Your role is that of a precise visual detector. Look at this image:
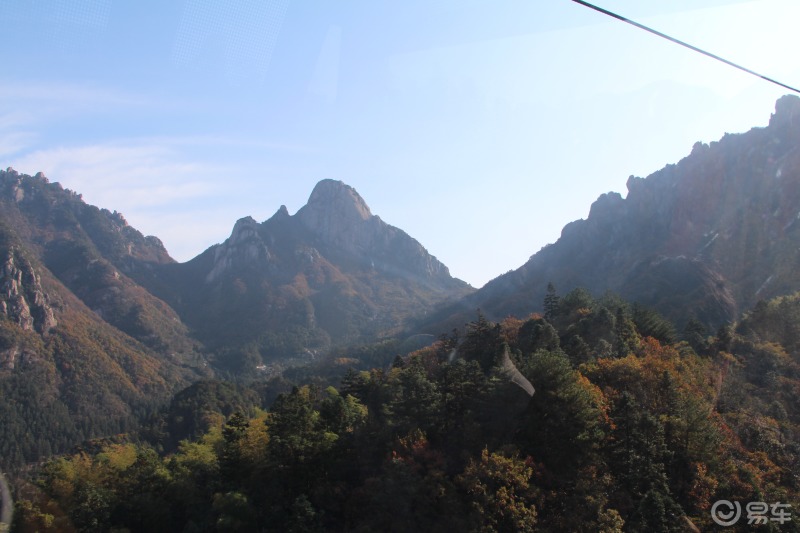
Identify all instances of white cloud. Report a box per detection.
[0,74,318,263]
[10,140,226,208]
[0,132,36,159]
[8,139,234,261]
[0,110,40,159]
[0,81,161,161]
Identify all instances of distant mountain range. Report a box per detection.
[2,95,800,466]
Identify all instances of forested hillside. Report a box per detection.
[12,289,800,532]
[0,171,207,467]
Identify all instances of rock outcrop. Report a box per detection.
[0,249,57,334]
[206,216,272,283]
[296,179,373,246]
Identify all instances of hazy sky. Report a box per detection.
[2,0,798,287]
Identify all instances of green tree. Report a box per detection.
[268,386,334,468]
[69,482,112,533]
[518,317,560,354]
[682,318,708,354]
[435,358,490,456]
[544,282,560,322]
[213,491,257,532]
[387,356,441,435]
[632,304,676,345]
[613,307,640,357]
[517,350,605,478]
[219,412,249,487]
[319,386,367,436]
[607,392,684,528]
[459,312,502,371]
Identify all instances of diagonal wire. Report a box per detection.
[571,0,800,95]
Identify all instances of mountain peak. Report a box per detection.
[230,216,259,243]
[296,180,374,244]
[769,94,800,129]
[305,179,372,220]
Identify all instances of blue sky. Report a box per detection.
[2,0,799,287]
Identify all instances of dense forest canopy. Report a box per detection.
[9,288,800,532]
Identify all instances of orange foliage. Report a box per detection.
[500,316,525,346]
[585,337,715,411]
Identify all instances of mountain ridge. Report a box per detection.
[147,178,473,369]
[422,94,800,334]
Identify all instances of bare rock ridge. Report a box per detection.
[426,94,800,332]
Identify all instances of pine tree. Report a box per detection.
[544,282,560,322]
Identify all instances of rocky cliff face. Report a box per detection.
[205,216,272,283]
[428,95,800,331]
[0,248,57,334]
[297,179,373,245]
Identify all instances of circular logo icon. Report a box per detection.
[711,500,742,527]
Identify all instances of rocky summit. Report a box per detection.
[296,179,460,284]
